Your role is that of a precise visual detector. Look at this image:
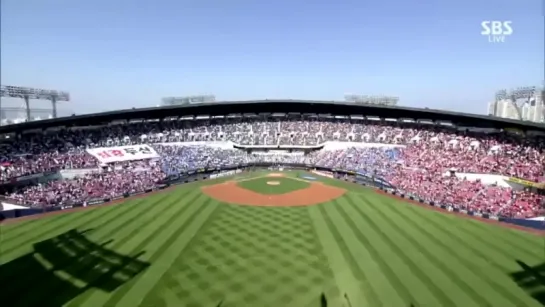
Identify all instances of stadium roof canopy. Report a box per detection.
[1,99,544,133]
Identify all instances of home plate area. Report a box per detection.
[201,173,346,207]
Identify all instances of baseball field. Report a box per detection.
[0,171,544,307]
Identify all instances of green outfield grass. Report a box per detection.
[0,171,544,307]
[236,176,310,194]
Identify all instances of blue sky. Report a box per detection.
[1,0,543,116]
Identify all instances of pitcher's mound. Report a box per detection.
[267,181,280,186]
[202,181,346,207]
[267,173,284,177]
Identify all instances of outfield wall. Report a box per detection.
[376,188,545,231]
[497,217,545,230]
[0,163,392,221]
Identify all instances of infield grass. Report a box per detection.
[236,176,310,194]
[0,171,543,307]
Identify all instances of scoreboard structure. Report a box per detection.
[161,95,216,106]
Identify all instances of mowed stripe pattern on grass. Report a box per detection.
[313,192,543,307]
[0,175,543,307]
[139,203,338,307]
[0,187,218,307]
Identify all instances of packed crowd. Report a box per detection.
[1,118,543,218]
[7,164,165,208]
[310,147,400,178]
[155,145,252,175]
[1,119,543,181]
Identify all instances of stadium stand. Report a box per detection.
[0,100,543,219]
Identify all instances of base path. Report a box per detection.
[202,181,346,207]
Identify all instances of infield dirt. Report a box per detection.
[201,181,346,207]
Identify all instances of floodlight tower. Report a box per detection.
[0,85,70,121]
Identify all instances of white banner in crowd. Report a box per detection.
[86,145,160,163]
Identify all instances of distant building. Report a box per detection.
[488,89,544,123]
[488,100,520,119]
[488,93,545,123]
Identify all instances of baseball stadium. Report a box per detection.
[0,100,543,307]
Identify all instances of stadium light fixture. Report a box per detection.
[0,85,70,122]
[344,94,399,106]
[161,95,216,106]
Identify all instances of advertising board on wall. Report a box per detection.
[86,145,160,163]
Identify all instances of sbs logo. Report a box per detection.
[481,21,513,43]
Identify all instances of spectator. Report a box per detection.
[2,118,542,217]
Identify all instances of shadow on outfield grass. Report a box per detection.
[511,260,545,306]
[0,228,150,307]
